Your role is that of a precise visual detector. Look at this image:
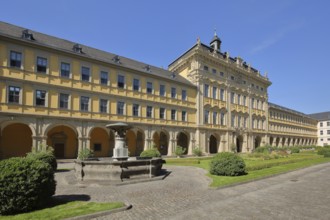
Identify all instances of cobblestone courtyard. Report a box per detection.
[55,162,330,220]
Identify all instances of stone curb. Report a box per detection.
[64,203,132,220]
[213,161,330,190]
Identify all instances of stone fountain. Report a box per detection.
[74,122,166,184]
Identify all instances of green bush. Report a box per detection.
[174,146,186,157]
[291,147,300,154]
[0,157,56,215]
[140,148,161,157]
[27,150,57,171]
[210,152,246,176]
[253,146,273,154]
[317,147,330,157]
[192,147,203,157]
[78,148,94,160]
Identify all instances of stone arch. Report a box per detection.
[44,122,79,138]
[177,131,189,155]
[209,134,218,154]
[0,123,33,159]
[254,136,262,149]
[126,128,145,157]
[152,130,169,155]
[236,135,243,153]
[269,136,274,146]
[89,127,114,157]
[46,125,78,159]
[276,137,280,147]
[282,137,286,147]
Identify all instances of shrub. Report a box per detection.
[291,147,300,154]
[78,148,94,160]
[317,147,330,157]
[0,157,56,215]
[210,152,246,176]
[140,148,161,158]
[192,147,203,157]
[174,146,186,157]
[27,150,57,171]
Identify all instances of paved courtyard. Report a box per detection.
[55,162,330,220]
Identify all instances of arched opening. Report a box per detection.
[90,127,113,157]
[152,131,168,155]
[276,137,280,147]
[47,125,77,159]
[136,131,144,156]
[282,138,286,147]
[254,136,261,149]
[270,137,274,146]
[236,135,243,153]
[0,123,32,159]
[177,132,189,155]
[209,135,218,154]
[288,138,291,146]
[292,138,296,146]
[126,129,144,157]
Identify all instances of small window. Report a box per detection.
[237,94,241,105]
[320,122,323,127]
[80,96,89,111]
[146,106,153,118]
[212,87,217,99]
[117,75,125,88]
[251,83,255,88]
[204,110,209,124]
[231,115,235,127]
[100,71,108,85]
[100,99,108,113]
[182,111,187,122]
[213,112,217,124]
[36,57,47,73]
[10,51,22,68]
[261,87,264,91]
[8,86,20,103]
[171,109,176,120]
[36,90,46,106]
[147,82,153,94]
[94,143,102,152]
[220,89,225,101]
[182,89,187,101]
[203,65,209,71]
[160,85,165,96]
[117,101,125,115]
[220,72,224,77]
[171,87,176,98]
[133,79,140,91]
[59,93,69,109]
[81,66,90,82]
[220,112,225,126]
[60,62,70,78]
[133,104,140,116]
[231,92,235,104]
[243,80,246,85]
[160,108,165,119]
[212,69,217,74]
[204,84,209,97]
[231,75,235,80]
[320,130,323,135]
[327,122,330,126]
[256,85,259,89]
[328,130,330,135]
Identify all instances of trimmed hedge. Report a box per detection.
[140,148,161,157]
[0,157,56,215]
[27,150,57,171]
[317,147,330,157]
[210,152,246,176]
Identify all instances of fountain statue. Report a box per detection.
[106,122,131,160]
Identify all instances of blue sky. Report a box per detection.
[1,0,329,114]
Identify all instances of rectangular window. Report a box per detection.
[328,130,330,135]
[320,130,323,135]
[237,94,241,105]
[160,108,165,119]
[203,65,209,71]
[36,56,47,73]
[100,71,108,85]
[231,115,235,127]
[171,109,176,120]
[80,96,89,111]
[133,78,140,91]
[133,104,139,116]
[147,82,153,94]
[220,72,224,77]
[59,93,69,109]
[238,116,241,127]
[244,117,247,128]
[320,122,323,127]
[81,66,90,82]
[182,111,187,122]
[100,99,108,113]
[146,106,153,118]
[204,110,209,124]
[182,89,187,101]
[10,51,22,68]
[220,112,225,126]
[327,122,330,126]
[60,62,70,78]
[204,84,209,97]
[213,112,217,124]
[257,100,260,109]
[212,69,217,74]
[212,87,217,99]
[117,101,125,115]
[220,89,225,101]
[243,96,247,106]
[8,86,20,103]
[231,92,235,104]
[251,98,255,108]
[94,143,102,152]
[231,75,235,80]
[36,90,46,106]
[171,87,176,98]
[160,85,166,96]
[117,75,125,88]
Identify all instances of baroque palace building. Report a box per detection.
[0,21,317,159]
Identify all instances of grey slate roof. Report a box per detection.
[268,102,314,119]
[0,21,194,87]
[309,112,330,121]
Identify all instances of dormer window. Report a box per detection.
[170,73,176,79]
[144,65,151,72]
[73,44,83,54]
[22,29,35,40]
[112,55,121,64]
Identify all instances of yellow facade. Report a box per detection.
[0,22,317,159]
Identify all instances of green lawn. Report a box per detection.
[0,201,125,220]
[166,152,330,188]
